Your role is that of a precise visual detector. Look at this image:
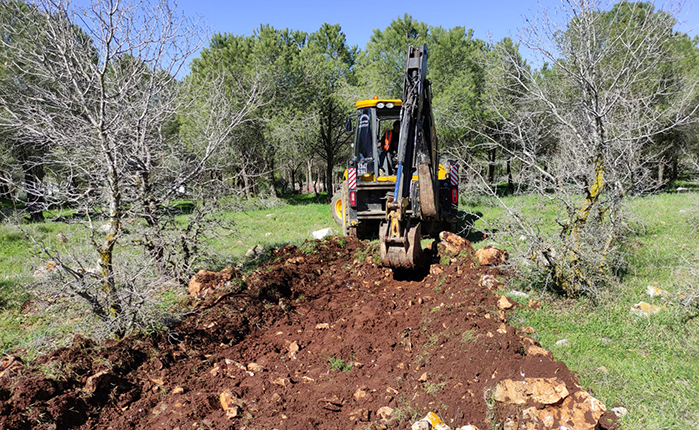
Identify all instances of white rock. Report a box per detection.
[312,228,335,240]
[503,419,517,430]
[478,274,500,289]
[411,420,430,430]
[646,285,669,298]
[630,302,664,317]
[377,406,393,420]
[611,406,628,418]
[555,339,570,347]
[509,290,530,299]
[247,362,264,373]
[498,295,514,310]
[493,378,569,405]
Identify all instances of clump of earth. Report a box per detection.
[0,236,618,429]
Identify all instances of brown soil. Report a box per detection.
[0,237,617,429]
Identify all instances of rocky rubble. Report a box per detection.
[475,246,509,266]
[187,266,241,298]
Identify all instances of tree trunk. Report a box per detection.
[313,167,318,197]
[267,155,277,198]
[670,156,679,184]
[306,160,313,195]
[241,168,252,199]
[325,154,334,203]
[506,158,514,194]
[488,148,496,185]
[24,164,45,223]
[100,149,122,322]
[554,153,605,294]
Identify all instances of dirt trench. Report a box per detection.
[0,237,617,429]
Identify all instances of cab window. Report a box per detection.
[356,108,373,159]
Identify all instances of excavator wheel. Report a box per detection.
[379,222,425,269]
[331,192,344,226]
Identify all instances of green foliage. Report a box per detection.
[189,22,359,201]
[302,23,356,200]
[352,241,380,265]
[425,333,439,348]
[439,255,451,266]
[186,24,309,198]
[430,26,489,155]
[326,355,353,372]
[358,14,429,98]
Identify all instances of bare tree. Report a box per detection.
[0,0,261,337]
[472,0,699,295]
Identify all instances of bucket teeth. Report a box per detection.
[380,223,425,269]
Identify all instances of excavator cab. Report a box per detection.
[351,99,402,178]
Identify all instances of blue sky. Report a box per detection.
[65,0,697,72]
[175,0,698,49]
[177,0,539,48]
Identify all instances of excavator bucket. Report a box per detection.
[379,222,426,269]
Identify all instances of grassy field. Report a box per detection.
[465,192,699,429]
[0,194,336,357]
[214,194,334,263]
[1,191,698,428]
[0,222,86,357]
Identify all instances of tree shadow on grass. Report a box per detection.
[457,209,490,244]
[282,192,328,206]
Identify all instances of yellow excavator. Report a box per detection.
[332,44,459,269]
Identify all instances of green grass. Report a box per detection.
[467,192,699,429]
[0,228,32,305]
[0,222,86,357]
[0,197,337,357]
[211,201,333,263]
[461,329,475,344]
[423,380,447,394]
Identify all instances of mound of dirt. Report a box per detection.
[0,237,618,429]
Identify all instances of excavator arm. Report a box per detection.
[380,44,439,269]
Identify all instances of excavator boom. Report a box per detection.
[379,45,438,269]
